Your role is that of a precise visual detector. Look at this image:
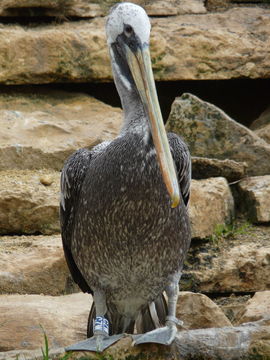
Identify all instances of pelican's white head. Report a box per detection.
[106,2,151,46]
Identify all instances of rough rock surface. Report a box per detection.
[207,0,268,11]
[214,294,251,324]
[0,169,60,234]
[236,176,270,223]
[251,106,270,144]
[0,7,269,84]
[189,177,234,239]
[0,235,69,295]
[182,238,270,294]
[0,293,91,351]
[1,320,269,360]
[0,0,206,17]
[236,291,270,324]
[0,90,122,171]
[192,157,246,182]
[254,124,270,144]
[177,291,232,329]
[0,291,232,352]
[250,106,270,131]
[166,93,270,176]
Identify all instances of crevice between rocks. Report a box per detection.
[1,78,269,128]
[0,14,92,25]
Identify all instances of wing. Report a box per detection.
[168,133,191,207]
[60,148,93,294]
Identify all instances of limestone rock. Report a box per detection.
[0,7,269,84]
[0,90,122,171]
[133,0,206,16]
[0,235,70,295]
[177,0,206,14]
[236,291,270,325]
[183,241,270,294]
[0,293,269,359]
[166,93,270,176]
[189,177,234,239]
[0,0,206,17]
[255,124,270,144]
[0,293,91,351]
[192,157,246,182]
[0,0,104,17]
[0,291,231,353]
[206,0,230,11]
[2,321,270,360]
[208,0,265,11]
[236,176,270,223]
[250,106,270,144]
[0,169,60,234]
[250,106,270,131]
[177,291,232,329]
[214,294,251,324]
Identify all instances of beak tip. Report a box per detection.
[170,194,180,208]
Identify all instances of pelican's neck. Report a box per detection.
[119,85,148,135]
[111,55,150,137]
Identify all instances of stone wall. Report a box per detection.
[0,1,270,359]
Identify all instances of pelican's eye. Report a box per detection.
[124,24,133,37]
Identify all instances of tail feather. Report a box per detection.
[87,302,135,337]
[87,293,167,337]
[136,293,167,333]
[87,302,96,337]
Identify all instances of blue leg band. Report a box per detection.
[94,316,109,335]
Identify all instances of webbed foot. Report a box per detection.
[65,333,124,352]
[133,316,183,346]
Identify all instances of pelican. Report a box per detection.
[61,2,191,352]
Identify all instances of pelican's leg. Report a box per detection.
[133,271,183,346]
[92,290,110,351]
[65,290,124,352]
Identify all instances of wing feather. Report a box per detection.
[168,133,191,207]
[60,148,93,293]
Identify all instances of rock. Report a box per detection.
[206,0,230,11]
[250,106,270,144]
[0,347,65,360]
[254,124,270,144]
[183,241,270,294]
[134,0,206,16]
[177,291,232,329]
[2,320,269,360]
[0,0,104,17]
[0,293,269,359]
[192,157,246,182]
[207,0,266,11]
[236,176,270,223]
[214,294,251,324]
[250,106,270,130]
[40,175,54,186]
[0,235,70,295]
[0,291,230,352]
[0,90,122,171]
[0,169,60,234]
[236,291,270,324]
[189,177,234,239]
[0,293,91,351]
[0,0,206,17]
[177,0,206,14]
[166,93,270,176]
[0,7,269,84]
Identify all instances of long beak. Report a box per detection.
[125,43,180,208]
